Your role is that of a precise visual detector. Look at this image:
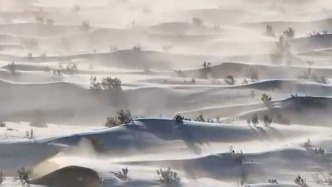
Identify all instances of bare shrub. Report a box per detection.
[113,168,129,181]
[194,114,205,122]
[261,93,272,103]
[263,114,272,127]
[25,129,35,139]
[156,168,181,185]
[192,17,204,27]
[17,167,30,185]
[303,138,312,148]
[101,77,122,91]
[0,172,5,185]
[268,179,278,184]
[284,27,295,39]
[105,110,133,128]
[90,76,122,91]
[0,121,6,127]
[173,114,184,125]
[251,114,259,126]
[7,61,16,74]
[81,20,90,32]
[295,175,308,187]
[226,146,246,164]
[312,172,332,185]
[265,25,275,37]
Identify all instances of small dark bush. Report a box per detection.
[268,179,278,184]
[156,168,181,185]
[105,110,133,127]
[17,167,30,185]
[8,61,16,74]
[295,175,308,187]
[173,114,184,125]
[0,121,6,127]
[265,25,275,37]
[113,168,129,181]
[284,27,295,39]
[261,93,272,103]
[263,114,272,127]
[251,114,259,126]
[0,172,5,184]
[195,114,205,122]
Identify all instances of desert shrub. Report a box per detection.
[295,175,308,187]
[173,114,184,125]
[156,168,181,185]
[17,167,29,185]
[263,114,272,127]
[113,168,129,181]
[27,53,33,59]
[0,172,5,184]
[224,75,236,85]
[90,76,122,91]
[251,114,259,126]
[271,36,291,64]
[312,172,332,185]
[81,20,90,32]
[200,61,211,78]
[192,17,204,27]
[313,147,325,156]
[25,129,35,139]
[90,76,101,90]
[265,25,275,37]
[105,117,120,127]
[105,109,133,127]
[261,93,272,103]
[35,16,43,24]
[52,70,63,78]
[7,61,16,74]
[0,121,5,127]
[64,63,78,74]
[101,77,122,91]
[226,146,246,164]
[132,45,142,52]
[284,27,295,39]
[303,138,312,148]
[268,179,278,184]
[117,109,132,124]
[202,61,211,70]
[195,114,205,122]
[46,19,54,25]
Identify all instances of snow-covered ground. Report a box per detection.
[0,0,332,187]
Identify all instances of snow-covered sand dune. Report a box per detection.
[0,0,332,186]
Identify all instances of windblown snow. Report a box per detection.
[0,0,332,187]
